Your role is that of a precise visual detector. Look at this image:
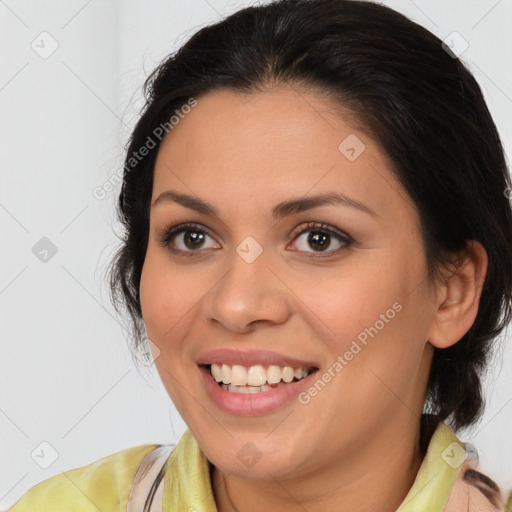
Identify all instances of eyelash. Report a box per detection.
[156,221,354,259]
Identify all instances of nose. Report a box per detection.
[201,246,291,334]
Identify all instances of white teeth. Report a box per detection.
[228,384,250,393]
[209,363,312,388]
[282,366,295,383]
[247,365,266,386]
[267,365,282,384]
[221,364,231,384]
[231,365,247,386]
[211,363,222,382]
[224,383,272,393]
[294,367,306,379]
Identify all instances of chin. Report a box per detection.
[209,445,304,481]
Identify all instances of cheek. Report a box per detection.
[293,247,429,390]
[139,251,198,411]
[139,249,197,347]
[140,253,194,378]
[290,253,407,345]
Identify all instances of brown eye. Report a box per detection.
[157,221,353,259]
[290,222,353,257]
[157,222,220,254]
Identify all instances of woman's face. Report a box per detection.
[140,86,438,480]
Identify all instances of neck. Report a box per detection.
[212,415,426,512]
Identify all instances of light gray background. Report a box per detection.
[1,0,511,508]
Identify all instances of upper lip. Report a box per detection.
[196,349,319,369]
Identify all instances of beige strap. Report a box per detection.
[127,444,175,512]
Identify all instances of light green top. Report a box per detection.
[7,421,504,511]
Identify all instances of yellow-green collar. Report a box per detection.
[163,429,217,510]
[163,422,464,511]
[397,422,464,511]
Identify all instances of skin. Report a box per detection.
[139,86,488,511]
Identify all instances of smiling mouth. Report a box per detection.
[203,363,318,394]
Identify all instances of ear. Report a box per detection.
[427,240,488,349]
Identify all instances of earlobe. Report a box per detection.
[427,240,488,350]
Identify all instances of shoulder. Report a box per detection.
[445,459,510,511]
[7,444,159,512]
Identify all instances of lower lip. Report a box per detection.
[199,365,318,416]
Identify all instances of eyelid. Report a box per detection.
[156,220,355,260]
[289,221,353,243]
[155,222,218,248]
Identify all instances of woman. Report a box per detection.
[8,0,512,510]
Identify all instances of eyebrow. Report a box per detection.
[151,190,376,218]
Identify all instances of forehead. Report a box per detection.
[152,87,416,225]
[157,87,361,170]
